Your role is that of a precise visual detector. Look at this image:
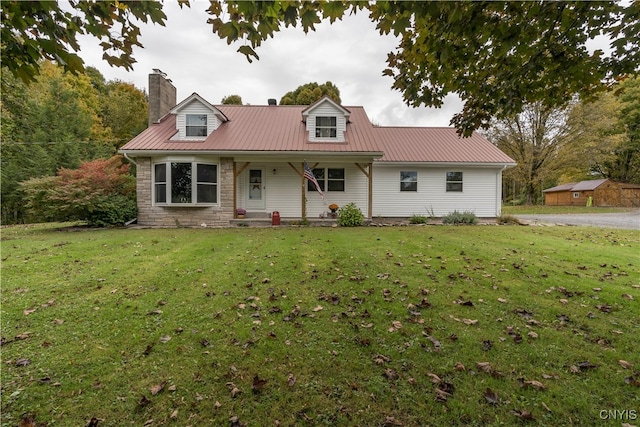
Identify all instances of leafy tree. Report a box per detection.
[487,103,573,205]
[5,2,636,135]
[20,155,137,226]
[102,81,149,147]
[206,1,639,135]
[559,77,640,184]
[1,61,146,223]
[1,0,166,83]
[221,94,243,105]
[280,82,341,105]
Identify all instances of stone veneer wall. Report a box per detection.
[135,157,235,227]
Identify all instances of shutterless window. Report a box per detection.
[327,168,345,191]
[573,192,580,198]
[400,171,417,191]
[306,168,345,192]
[186,114,207,137]
[446,172,463,192]
[315,116,337,138]
[307,168,325,192]
[153,162,218,205]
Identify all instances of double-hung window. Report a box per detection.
[186,114,207,137]
[154,162,218,205]
[307,168,345,192]
[315,116,337,138]
[400,171,417,192]
[446,171,463,192]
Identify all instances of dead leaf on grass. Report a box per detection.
[15,358,30,367]
[518,378,546,390]
[226,382,242,398]
[483,388,499,405]
[454,362,466,371]
[150,380,167,395]
[384,416,404,426]
[18,414,36,427]
[619,360,633,369]
[287,373,296,387]
[624,372,640,387]
[383,368,398,380]
[23,308,37,316]
[252,375,267,393]
[159,335,171,343]
[512,409,534,420]
[138,395,151,407]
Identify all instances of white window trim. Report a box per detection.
[314,116,338,140]
[307,167,346,192]
[152,160,220,207]
[573,192,580,198]
[400,171,418,192]
[446,171,463,192]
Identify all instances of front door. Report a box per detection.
[246,168,265,210]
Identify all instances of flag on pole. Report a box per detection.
[304,162,324,199]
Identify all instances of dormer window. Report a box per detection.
[315,116,337,138]
[186,114,207,137]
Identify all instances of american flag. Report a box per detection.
[304,162,324,199]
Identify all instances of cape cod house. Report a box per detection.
[119,71,516,227]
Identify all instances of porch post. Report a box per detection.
[301,162,306,219]
[233,162,237,218]
[368,162,373,219]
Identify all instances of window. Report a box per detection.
[154,162,218,205]
[446,171,463,192]
[307,167,345,192]
[573,192,580,198]
[186,114,207,137]
[400,171,417,192]
[315,116,337,138]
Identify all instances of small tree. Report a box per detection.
[21,155,136,226]
[221,94,243,105]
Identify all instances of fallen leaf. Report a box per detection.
[384,416,403,426]
[252,375,267,393]
[170,409,178,419]
[146,310,162,315]
[150,380,167,395]
[483,388,499,405]
[287,373,296,387]
[159,335,171,343]
[226,382,242,398]
[23,308,37,316]
[512,409,534,420]
[427,373,442,384]
[454,362,466,371]
[15,358,30,367]
[622,293,634,300]
[138,395,151,407]
[497,298,508,303]
[383,368,398,380]
[619,360,633,369]
[462,318,478,325]
[527,331,539,339]
[518,378,546,390]
[312,305,324,312]
[18,414,36,427]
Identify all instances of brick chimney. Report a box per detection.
[148,69,177,126]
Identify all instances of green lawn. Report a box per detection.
[1,223,639,426]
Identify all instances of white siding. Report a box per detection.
[306,103,347,142]
[372,166,502,217]
[173,100,221,140]
[236,163,369,218]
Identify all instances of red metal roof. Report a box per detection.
[121,105,384,154]
[374,127,516,164]
[120,104,515,166]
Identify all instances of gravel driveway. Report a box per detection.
[515,210,640,230]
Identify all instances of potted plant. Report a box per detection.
[328,203,339,218]
[236,208,246,219]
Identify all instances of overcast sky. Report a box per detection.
[76,1,463,127]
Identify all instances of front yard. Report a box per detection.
[1,223,638,426]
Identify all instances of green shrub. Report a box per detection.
[442,210,478,225]
[86,194,137,227]
[337,202,364,227]
[409,214,428,224]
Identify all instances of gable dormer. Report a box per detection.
[170,93,228,140]
[302,96,350,143]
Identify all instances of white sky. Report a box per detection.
[76,1,463,127]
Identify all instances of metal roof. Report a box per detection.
[374,127,516,164]
[120,104,515,166]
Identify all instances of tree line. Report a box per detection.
[1,61,148,224]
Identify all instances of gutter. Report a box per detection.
[123,152,137,166]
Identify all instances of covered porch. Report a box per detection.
[231,157,375,221]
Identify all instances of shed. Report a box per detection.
[543,179,640,207]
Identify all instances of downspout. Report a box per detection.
[123,152,137,166]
